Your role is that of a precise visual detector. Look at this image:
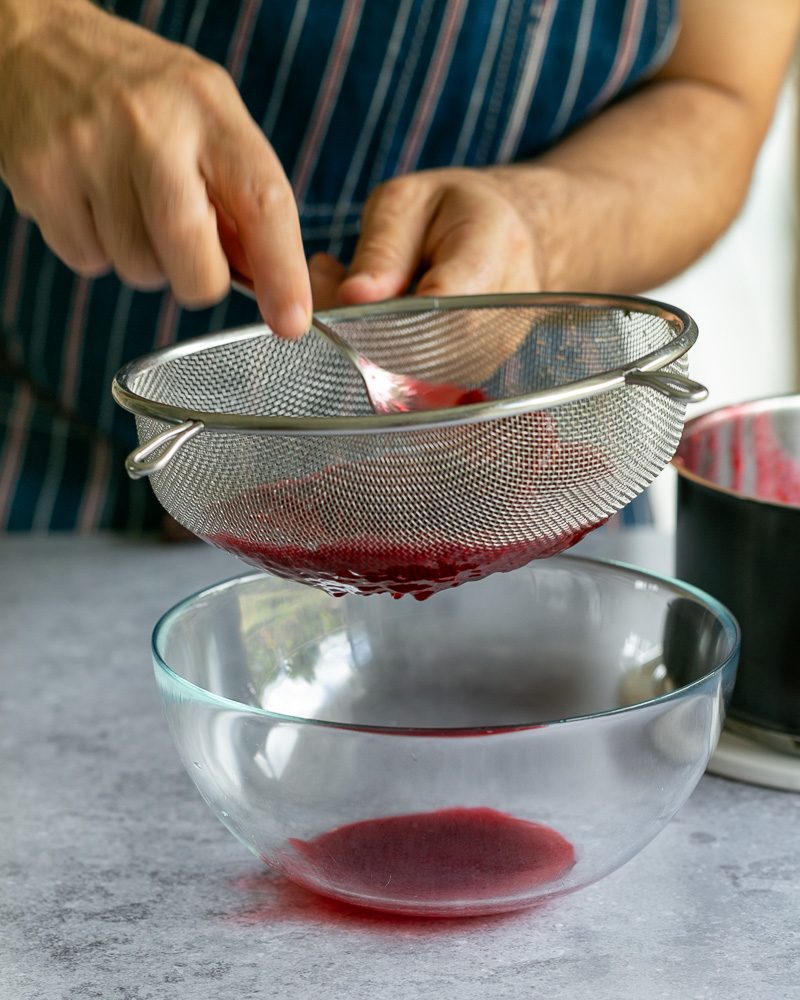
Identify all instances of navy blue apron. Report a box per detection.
[0,0,677,529]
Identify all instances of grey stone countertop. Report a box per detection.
[1,531,798,1000]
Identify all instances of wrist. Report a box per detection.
[485,161,635,293]
[482,163,576,291]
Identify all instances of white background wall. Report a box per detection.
[646,77,798,528]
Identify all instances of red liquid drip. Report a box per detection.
[275,807,575,917]
[228,870,522,932]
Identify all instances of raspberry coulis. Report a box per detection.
[202,408,611,598]
[206,518,606,599]
[273,806,576,916]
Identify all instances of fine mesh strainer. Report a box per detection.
[112,293,706,599]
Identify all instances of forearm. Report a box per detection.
[488,0,800,295]
[0,0,30,65]
[327,69,791,308]
[487,77,774,294]
[0,0,80,55]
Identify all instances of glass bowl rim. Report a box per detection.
[151,554,740,735]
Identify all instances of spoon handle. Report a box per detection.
[309,315,363,368]
[228,267,363,369]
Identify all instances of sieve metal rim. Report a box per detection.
[112,291,700,437]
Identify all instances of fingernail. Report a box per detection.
[344,272,379,286]
[275,303,311,340]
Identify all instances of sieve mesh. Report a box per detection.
[116,296,695,598]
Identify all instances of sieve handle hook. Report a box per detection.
[625,370,708,403]
[124,420,204,479]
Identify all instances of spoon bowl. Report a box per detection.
[231,270,486,413]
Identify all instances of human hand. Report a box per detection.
[0,0,310,338]
[309,168,541,310]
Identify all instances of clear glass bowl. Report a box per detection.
[152,556,739,917]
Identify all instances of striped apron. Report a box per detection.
[0,0,677,530]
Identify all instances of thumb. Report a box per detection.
[309,252,347,310]
[338,178,433,304]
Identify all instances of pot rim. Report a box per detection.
[673,391,800,512]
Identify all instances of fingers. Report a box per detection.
[309,252,347,310]
[414,217,503,296]
[337,178,433,304]
[415,185,537,296]
[204,120,311,339]
[132,141,230,307]
[13,166,110,278]
[26,146,231,304]
[338,173,539,306]
[212,195,250,279]
[88,155,166,291]
[2,7,310,330]
[10,152,163,287]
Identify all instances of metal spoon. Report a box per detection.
[230,269,486,414]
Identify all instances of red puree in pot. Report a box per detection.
[680,410,800,506]
[749,412,800,504]
[276,807,575,915]
[202,411,611,598]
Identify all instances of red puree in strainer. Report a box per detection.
[206,519,605,600]
[203,412,611,599]
[276,807,575,915]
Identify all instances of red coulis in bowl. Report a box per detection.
[276,807,576,915]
